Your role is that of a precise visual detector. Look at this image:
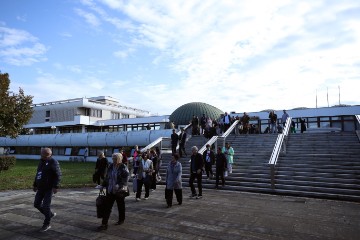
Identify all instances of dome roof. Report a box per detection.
[169,102,224,126]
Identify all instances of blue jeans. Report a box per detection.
[34,189,53,225]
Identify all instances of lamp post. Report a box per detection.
[51,126,56,134]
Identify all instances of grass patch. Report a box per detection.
[0,159,96,191]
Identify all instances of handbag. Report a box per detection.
[116,186,130,198]
[96,190,107,218]
[132,177,137,193]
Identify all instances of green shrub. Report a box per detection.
[0,156,16,172]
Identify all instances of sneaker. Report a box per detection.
[136,198,141,201]
[189,194,197,198]
[115,221,124,225]
[207,178,210,180]
[196,195,202,199]
[95,185,102,189]
[40,224,51,232]
[144,197,149,200]
[51,212,56,219]
[97,225,108,231]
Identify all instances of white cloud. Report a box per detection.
[8,0,359,115]
[74,8,101,27]
[0,26,48,66]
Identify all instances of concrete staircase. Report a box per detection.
[158,134,278,193]
[273,132,360,201]
[156,132,360,202]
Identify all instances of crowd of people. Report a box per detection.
[32,109,308,232]
[186,109,307,136]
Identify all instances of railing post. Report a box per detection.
[270,164,275,189]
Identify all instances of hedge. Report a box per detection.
[0,156,16,172]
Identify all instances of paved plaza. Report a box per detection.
[0,185,359,240]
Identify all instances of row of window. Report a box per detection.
[30,123,161,134]
[11,146,136,158]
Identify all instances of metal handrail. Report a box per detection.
[219,120,239,148]
[198,136,218,154]
[140,123,192,153]
[268,117,292,189]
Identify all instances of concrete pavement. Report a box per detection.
[0,184,359,240]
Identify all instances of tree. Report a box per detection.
[0,72,33,138]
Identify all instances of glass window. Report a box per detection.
[65,148,72,155]
[46,110,50,117]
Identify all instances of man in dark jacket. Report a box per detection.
[189,146,204,199]
[215,147,227,189]
[33,148,61,232]
[202,144,215,180]
[178,128,187,158]
[171,129,179,155]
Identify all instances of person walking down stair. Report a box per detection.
[178,128,187,158]
[203,144,215,180]
[171,129,179,155]
[189,146,204,199]
[215,147,227,189]
[222,142,234,177]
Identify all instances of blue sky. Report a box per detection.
[1,0,360,115]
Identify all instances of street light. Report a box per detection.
[51,126,56,134]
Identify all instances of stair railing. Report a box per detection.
[356,115,360,141]
[268,117,292,189]
[220,120,240,148]
[140,123,192,153]
[198,136,218,155]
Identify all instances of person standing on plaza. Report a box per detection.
[33,148,62,232]
[178,128,187,158]
[94,151,108,189]
[269,111,278,134]
[203,144,215,180]
[215,147,227,189]
[149,149,159,191]
[222,142,234,177]
[165,153,183,207]
[189,146,204,199]
[171,129,179,155]
[97,153,129,231]
[281,110,289,127]
[135,153,154,201]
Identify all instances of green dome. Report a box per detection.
[169,102,224,126]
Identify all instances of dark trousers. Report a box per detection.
[189,172,202,196]
[94,171,105,185]
[205,162,213,178]
[102,193,125,225]
[224,123,230,132]
[215,168,225,187]
[136,178,150,198]
[171,144,177,155]
[34,189,53,225]
[165,188,182,206]
[179,143,187,157]
[151,171,157,190]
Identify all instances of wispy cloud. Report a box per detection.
[0,26,47,66]
[74,8,101,27]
